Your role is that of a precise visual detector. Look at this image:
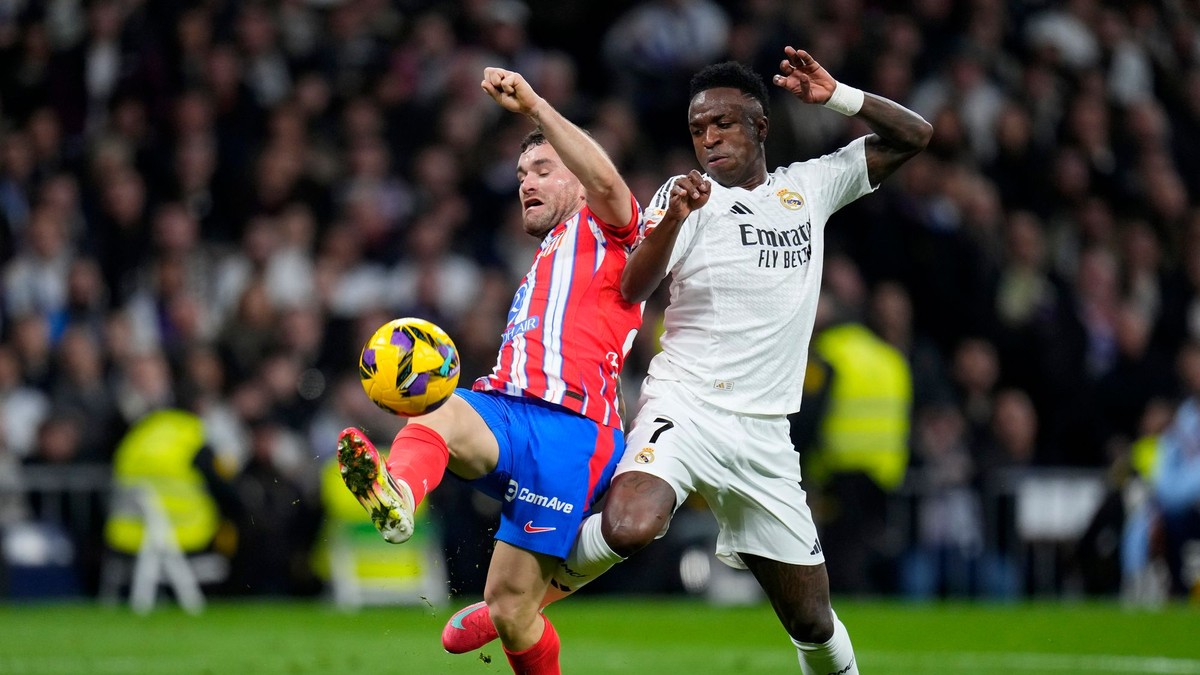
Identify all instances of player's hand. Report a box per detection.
[481,67,543,116]
[667,170,711,219]
[772,47,837,105]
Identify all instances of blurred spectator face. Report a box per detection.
[341,97,383,143]
[1051,149,1090,202]
[870,281,913,347]
[1113,304,1152,359]
[153,204,198,255]
[953,338,999,394]
[1005,210,1045,268]
[27,108,61,159]
[823,255,866,313]
[2,132,34,181]
[992,389,1037,463]
[175,135,216,191]
[413,144,461,198]
[66,257,107,310]
[235,282,275,329]
[916,403,967,459]
[0,346,21,391]
[1121,219,1161,274]
[1180,343,1200,397]
[1077,247,1118,305]
[293,73,331,118]
[870,54,913,103]
[516,140,585,238]
[994,104,1032,154]
[536,53,578,111]
[102,169,146,226]
[88,0,123,43]
[177,8,212,56]
[184,346,225,398]
[174,91,213,137]
[26,207,67,258]
[39,174,80,219]
[12,315,51,365]
[205,46,243,98]
[57,328,104,384]
[439,105,485,154]
[125,352,173,404]
[237,5,278,56]
[35,417,82,464]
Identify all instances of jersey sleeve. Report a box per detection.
[782,136,874,217]
[636,175,700,274]
[591,192,641,247]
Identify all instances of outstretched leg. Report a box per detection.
[741,554,858,675]
[443,470,677,654]
[486,541,561,674]
[339,393,500,543]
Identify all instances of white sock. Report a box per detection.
[551,514,624,593]
[792,609,858,675]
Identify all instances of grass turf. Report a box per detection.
[1,598,1198,674]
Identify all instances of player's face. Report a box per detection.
[516,142,586,238]
[687,87,768,190]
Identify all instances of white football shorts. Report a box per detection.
[616,376,824,569]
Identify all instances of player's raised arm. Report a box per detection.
[621,170,709,304]
[772,46,932,186]
[482,67,634,229]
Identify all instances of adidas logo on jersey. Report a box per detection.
[729,201,753,215]
[810,539,823,556]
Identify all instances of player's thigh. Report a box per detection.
[614,378,701,519]
[415,391,499,479]
[740,553,834,641]
[484,540,557,619]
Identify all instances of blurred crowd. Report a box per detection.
[2,0,1200,600]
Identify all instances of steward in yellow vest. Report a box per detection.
[810,322,913,491]
[104,409,225,554]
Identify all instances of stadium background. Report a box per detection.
[1,0,1200,656]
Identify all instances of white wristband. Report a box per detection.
[823,82,864,116]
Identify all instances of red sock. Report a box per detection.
[385,424,449,506]
[503,615,560,675]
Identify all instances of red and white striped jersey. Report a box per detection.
[474,197,642,429]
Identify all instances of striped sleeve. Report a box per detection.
[636,175,684,246]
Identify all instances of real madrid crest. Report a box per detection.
[634,448,655,464]
[776,189,804,210]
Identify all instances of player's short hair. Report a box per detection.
[689,61,770,118]
[520,128,548,153]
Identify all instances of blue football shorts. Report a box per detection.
[455,389,623,559]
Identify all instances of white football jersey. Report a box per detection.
[640,136,874,415]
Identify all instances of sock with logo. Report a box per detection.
[548,513,624,595]
[504,614,561,675]
[386,423,449,506]
[792,608,858,675]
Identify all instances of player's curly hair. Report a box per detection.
[689,61,770,118]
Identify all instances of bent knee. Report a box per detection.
[482,591,540,641]
[602,515,659,557]
[787,608,834,644]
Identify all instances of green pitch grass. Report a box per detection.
[1,598,1198,674]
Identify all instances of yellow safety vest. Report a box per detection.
[811,323,912,491]
[104,410,220,554]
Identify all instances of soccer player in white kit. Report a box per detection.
[442,48,931,673]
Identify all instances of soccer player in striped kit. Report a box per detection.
[337,66,642,675]
[444,48,931,674]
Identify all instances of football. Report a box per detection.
[359,317,461,416]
